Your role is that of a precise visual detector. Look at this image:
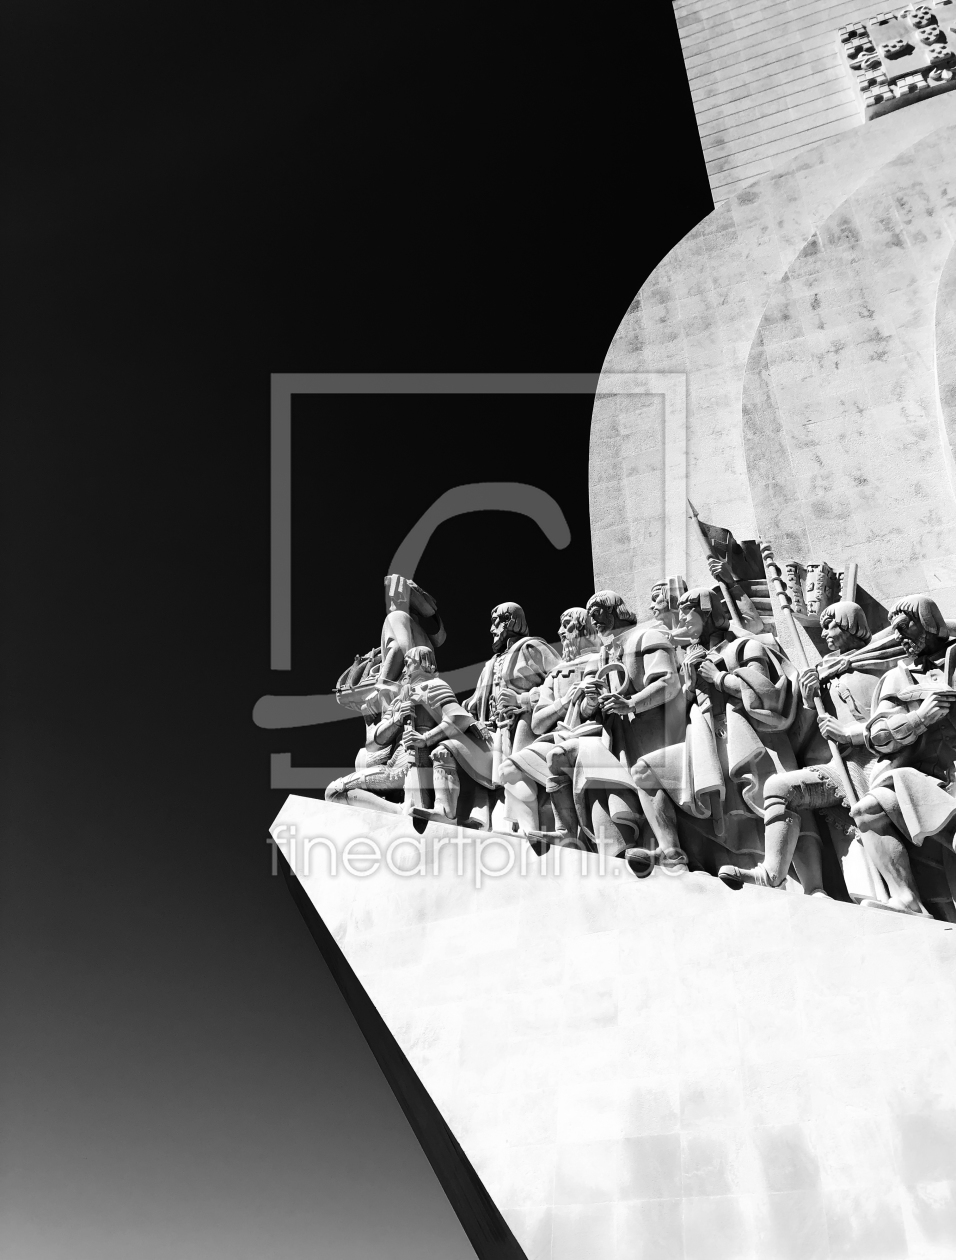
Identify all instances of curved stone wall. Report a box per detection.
[592,93,956,618]
[742,123,956,611]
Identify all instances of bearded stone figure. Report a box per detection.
[848,596,956,913]
[496,606,603,848]
[539,590,689,873]
[462,602,561,829]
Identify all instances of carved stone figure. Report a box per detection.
[335,574,446,710]
[325,682,407,807]
[463,602,562,827]
[649,576,688,630]
[380,574,446,681]
[496,607,602,846]
[850,597,956,913]
[541,590,689,873]
[374,646,494,823]
[804,562,839,619]
[714,601,878,893]
[634,586,826,892]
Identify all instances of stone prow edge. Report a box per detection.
[279,851,529,1260]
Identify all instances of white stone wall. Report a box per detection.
[592,92,956,619]
[273,796,956,1260]
[675,0,879,204]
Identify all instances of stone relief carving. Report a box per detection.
[327,520,956,922]
[841,5,956,118]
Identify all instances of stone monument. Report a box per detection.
[271,6,956,1255]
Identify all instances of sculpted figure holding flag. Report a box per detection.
[712,601,898,897]
[632,585,828,893]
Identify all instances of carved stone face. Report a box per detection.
[559,611,593,661]
[673,604,706,645]
[588,601,614,634]
[650,584,669,615]
[558,612,576,660]
[490,610,513,653]
[822,622,859,654]
[890,610,928,656]
[402,654,437,685]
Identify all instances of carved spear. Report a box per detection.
[687,500,748,636]
[759,539,859,808]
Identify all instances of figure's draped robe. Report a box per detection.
[555,628,679,842]
[466,636,562,757]
[636,636,806,856]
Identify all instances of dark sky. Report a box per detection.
[2,7,711,1258]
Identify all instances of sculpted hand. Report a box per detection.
[817,714,850,743]
[918,693,953,727]
[800,667,822,706]
[564,682,584,707]
[696,659,721,687]
[599,692,633,717]
[681,646,705,686]
[402,729,427,750]
[496,687,520,718]
[707,556,732,584]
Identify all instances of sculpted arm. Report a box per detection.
[729,640,787,710]
[634,649,681,712]
[600,639,680,717]
[531,672,566,735]
[799,667,868,745]
[373,703,404,746]
[578,658,603,720]
[864,689,951,754]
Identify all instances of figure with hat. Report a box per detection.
[848,596,956,912]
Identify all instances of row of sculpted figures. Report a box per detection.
[329,552,956,920]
